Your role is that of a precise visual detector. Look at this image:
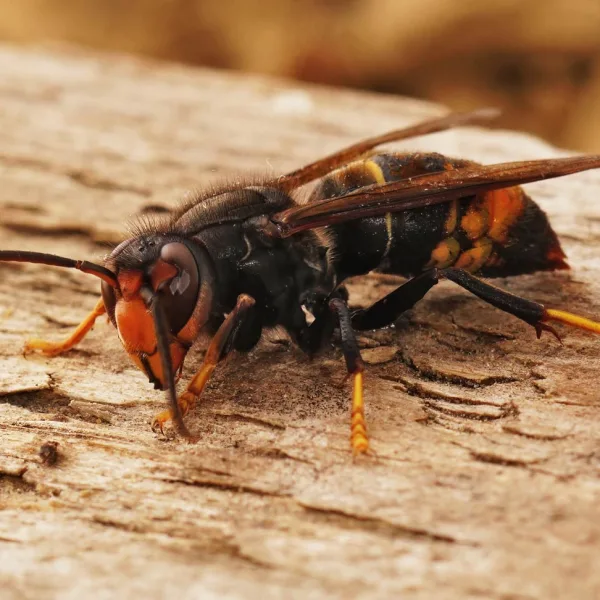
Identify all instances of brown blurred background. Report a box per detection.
[1,0,600,151]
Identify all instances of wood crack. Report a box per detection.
[398,350,520,388]
[298,502,479,545]
[154,474,290,498]
[468,449,548,467]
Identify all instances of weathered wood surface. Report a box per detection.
[1,45,600,599]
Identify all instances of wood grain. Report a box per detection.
[1,44,600,599]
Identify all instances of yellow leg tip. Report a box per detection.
[151,409,173,434]
[349,370,369,455]
[351,422,367,437]
[351,413,366,428]
[545,308,600,335]
[24,339,69,357]
[151,392,196,435]
[352,435,369,455]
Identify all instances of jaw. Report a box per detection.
[113,293,188,389]
[129,341,189,390]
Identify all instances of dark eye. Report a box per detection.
[153,242,200,334]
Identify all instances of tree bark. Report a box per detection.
[1,44,599,599]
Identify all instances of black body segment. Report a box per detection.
[309,153,456,278]
[111,183,335,342]
[308,152,568,280]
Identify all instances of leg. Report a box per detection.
[352,271,438,331]
[276,109,498,192]
[441,268,600,338]
[151,294,257,434]
[352,267,600,338]
[328,298,369,455]
[24,297,105,356]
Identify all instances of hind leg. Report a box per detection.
[351,268,600,338]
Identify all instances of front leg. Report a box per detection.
[152,294,258,434]
[24,297,106,356]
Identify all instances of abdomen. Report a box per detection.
[309,152,568,280]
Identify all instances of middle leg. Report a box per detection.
[328,297,369,455]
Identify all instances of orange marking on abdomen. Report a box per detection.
[486,187,525,243]
[461,198,489,240]
[454,238,493,272]
[427,237,461,268]
[364,159,386,184]
[330,159,383,193]
[444,200,459,234]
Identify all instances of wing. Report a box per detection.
[274,108,500,192]
[268,155,600,237]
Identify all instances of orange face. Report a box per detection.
[113,264,191,389]
[101,239,214,391]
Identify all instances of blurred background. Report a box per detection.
[1,0,600,151]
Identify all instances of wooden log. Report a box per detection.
[1,44,600,599]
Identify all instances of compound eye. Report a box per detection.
[101,280,117,325]
[152,242,200,334]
